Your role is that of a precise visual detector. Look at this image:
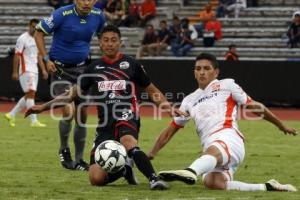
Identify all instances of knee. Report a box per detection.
[203,178,226,190]
[120,135,137,151]
[89,164,108,186]
[203,173,227,190]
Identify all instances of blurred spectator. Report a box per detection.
[203,16,222,47]
[136,24,158,58]
[226,0,247,18]
[145,20,171,56]
[293,10,300,18]
[216,0,234,18]
[169,15,181,40]
[171,18,197,57]
[183,0,189,6]
[247,0,258,7]
[224,44,239,61]
[287,13,300,48]
[123,0,140,27]
[94,0,108,10]
[139,0,156,27]
[48,0,72,9]
[194,4,215,37]
[48,0,61,9]
[104,0,127,26]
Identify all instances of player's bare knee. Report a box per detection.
[89,164,107,186]
[120,135,137,151]
[203,172,227,190]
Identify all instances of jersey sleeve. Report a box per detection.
[37,9,63,35]
[15,35,25,55]
[133,61,151,88]
[172,98,191,128]
[228,80,252,105]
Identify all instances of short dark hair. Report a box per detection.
[99,24,121,38]
[229,44,236,50]
[195,53,219,69]
[29,18,39,25]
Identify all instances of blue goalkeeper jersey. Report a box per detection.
[38,4,106,64]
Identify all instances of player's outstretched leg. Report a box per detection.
[123,158,139,185]
[265,179,297,192]
[158,168,197,185]
[128,147,169,190]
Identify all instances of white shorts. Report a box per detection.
[19,72,38,93]
[202,128,245,181]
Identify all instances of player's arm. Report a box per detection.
[12,53,20,81]
[245,101,297,136]
[144,83,187,117]
[25,85,80,117]
[148,124,181,160]
[37,53,48,80]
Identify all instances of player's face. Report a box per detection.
[99,32,121,58]
[75,0,96,15]
[29,22,37,36]
[194,59,219,89]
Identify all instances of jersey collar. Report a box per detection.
[102,53,124,65]
[73,4,91,17]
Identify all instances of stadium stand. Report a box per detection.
[0,0,299,60]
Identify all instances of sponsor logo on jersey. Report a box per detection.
[95,65,105,69]
[98,80,126,91]
[119,61,130,69]
[211,83,220,92]
[80,19,87,24]
[109,92,116,99]
[193,93,218,107]
[63,10,73,16]
[44,15,54,28]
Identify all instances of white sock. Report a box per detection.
[26,98,37,123]
[226,181,266,191]
[188,155,217,176]
[10,97,26,117]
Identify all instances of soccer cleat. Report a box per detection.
[4,113,15,127]
[123,158,138,185]
[75,159,89,171]
[59,148,75,170]
[149,179,169,190]
[31,121,46,127]
[158,169,197,185]
[265,179,297,192]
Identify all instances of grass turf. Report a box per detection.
[0,114,299,200]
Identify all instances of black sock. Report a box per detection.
[128,147,157,182]
[106,168,125,184]
[185,168,197,175]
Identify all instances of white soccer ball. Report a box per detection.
[94,140,127,173]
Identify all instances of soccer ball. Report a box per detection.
[94,140,127,173]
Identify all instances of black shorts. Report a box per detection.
[50,63,88,96]
[90,116,140,165]
[50,63,89,103]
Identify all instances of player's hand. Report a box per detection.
[148,152,155,160]
[280,125,298,136]
[25,105,45,118]
[12,73,19,81]
[171,108,189,117]
[42,70,49,80]
[46,60,57,73]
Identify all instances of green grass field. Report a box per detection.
[0,114,299,200]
